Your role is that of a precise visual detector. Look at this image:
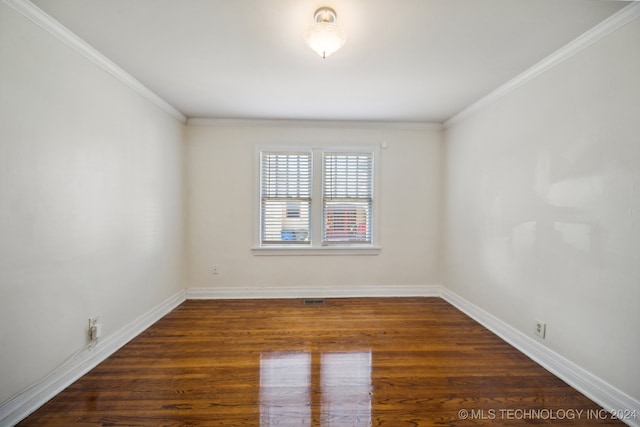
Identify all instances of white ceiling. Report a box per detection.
[32,0,629,123]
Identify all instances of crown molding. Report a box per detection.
[444,2,640,128]
[2,0,187,124]
[187,117,443,131]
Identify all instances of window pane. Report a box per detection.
[261,152,311,245]
[323,153,373,244]
[323,201,371,242]
[262,200,310,243]
[262,153,311,198]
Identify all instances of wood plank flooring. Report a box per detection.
[18,298,625,426]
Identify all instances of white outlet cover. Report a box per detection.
[535,320,546,338]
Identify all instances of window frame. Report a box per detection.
[253,145,381,256]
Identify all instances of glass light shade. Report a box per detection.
[304,22,347,59]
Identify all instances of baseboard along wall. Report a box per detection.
[2,285,638,427]
[439,288,640,427]
[0,290,187,427]
[186,284,442,300]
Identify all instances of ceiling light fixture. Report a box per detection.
[303,7,347,59]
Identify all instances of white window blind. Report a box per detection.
[261,152,312,245]
[322,153,373,244]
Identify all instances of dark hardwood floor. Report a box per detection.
[18,298,624,426]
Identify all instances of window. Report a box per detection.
[260,152,311,244]
[323,153,372,244]
[256,147,379,254]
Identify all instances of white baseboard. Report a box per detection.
[0,289,187,427]
[441,288,640,427]
[186,284,442,300]
[4,286,638,427]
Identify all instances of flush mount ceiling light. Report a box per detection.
[303,7,347,59]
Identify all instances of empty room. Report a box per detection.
[1,0,639,425]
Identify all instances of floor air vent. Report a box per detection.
[303,299,325,305]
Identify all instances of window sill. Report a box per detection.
[251,245,381,256]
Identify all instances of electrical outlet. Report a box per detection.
[212,265,218,275]
[88,317,99,329]
[534,320,546,339]
[89,317,101,340]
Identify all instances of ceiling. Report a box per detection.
[32,0,629,123]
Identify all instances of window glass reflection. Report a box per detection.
[260,351,372,426]
[321,352,372,426]
[260,352,311,426]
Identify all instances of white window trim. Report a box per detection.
[253,144,381,256]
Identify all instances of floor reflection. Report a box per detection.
[260,351,372,426]
[321,352,372,426]
[260,352,311,426]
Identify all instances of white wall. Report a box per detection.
[3,0,637,420]
[186,124,441,293]
[0,2,185,406]
[443,17,640,400]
